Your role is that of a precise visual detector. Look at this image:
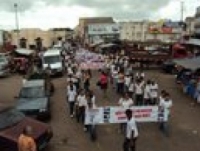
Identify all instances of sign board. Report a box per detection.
[85,106,169,124]
[88,24,120,35]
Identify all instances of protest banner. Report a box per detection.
[85,106,168,124]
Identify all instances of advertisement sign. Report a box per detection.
[88,24,120,35]
[85,106,168,124]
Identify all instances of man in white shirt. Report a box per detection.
[67,86,77,118]
[158,92,172,137]
[134,79,144,106]
[150,81,158,105]
[123,109,138,151]
[76,90,87,123]
[143,80,151,105]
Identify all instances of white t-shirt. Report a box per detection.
[112,70,118,79]
[129,83,134,92]
[77,95,87,107]
[118,98,133,109]
[135,83,144,94]
[150,83,158,98]
[144,85,151,99]
[126,117,139,138]
[125,76,131,86]
[67,85,77,93]
[159,99,172,111]
[67,90,77,102]
[67,67,73,75]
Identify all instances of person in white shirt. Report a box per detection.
[123,109,138,151]
[150,80,159,105]
[112,66,118,89]
[128,77,135,99]
[158,92,172,136]
[134,79,144,106]
[124,74,131,93]
[76,90,87,123]
[119,93,134,133]
[143,80,151,105]
[67,85,77,118]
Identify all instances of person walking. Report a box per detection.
[123,109,139,151]
[150,80,159,105]
[18,126,37,151]
[118,93,134,133]
[143,80,151,105]
[134,79,144,106]
[76,90,87,123]
[67,84,77,118]
[99,71,109,98]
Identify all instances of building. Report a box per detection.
[194,6,200,38]
[120,20,182,43]
[77,17,115,43]
[87,23,120,44]
[185,17,195,35]
[10,28,73,50]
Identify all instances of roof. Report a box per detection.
[79,17,114,25]
[43,49,61,56]
[23,80,44,88]
[174,57,200,71]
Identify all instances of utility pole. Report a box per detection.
[14,3,20,47]
[181,1,184,22]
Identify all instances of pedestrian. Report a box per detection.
[76,90,87,123]
[117,71,125,94]
[128,77,135,99]
[18,126,37,151]
[134,79,144,106]
[150,80,159,105]
[158,92,173,136]
[123,109,138,151]
[118,93,134,133]
[67,84,77,118]
[99,71,109,98]
[83,71,90,92]
[143,80,151,105]
[124,74,131,93]
[112,66,119,89]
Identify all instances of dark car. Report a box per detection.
[0,108,52,151]
[16,79,51,120]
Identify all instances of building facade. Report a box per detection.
[194,6,200,38]
[77,17,115,43]
[120,20,182,43]
[10,28,73,49]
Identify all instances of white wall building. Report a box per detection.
[120,21,182,43]
[86,23,120,44]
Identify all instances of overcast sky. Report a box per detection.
[0,0,199,30]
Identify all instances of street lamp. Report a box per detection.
[14,3,19,47]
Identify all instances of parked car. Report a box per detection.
[0,53,10,77]
[16,79,51,120]
[0,107,52,151]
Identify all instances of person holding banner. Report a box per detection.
[134,78,144,106]
[123,109,138,151]
[118,93,134,133]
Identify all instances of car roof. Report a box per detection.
[43,49,61,56]
[23,80,45,88]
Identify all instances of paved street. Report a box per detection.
[1,70,200,151]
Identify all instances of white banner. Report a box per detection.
[85,106,168,124]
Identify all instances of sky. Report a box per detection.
[0,0,199,30]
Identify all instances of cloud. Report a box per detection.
[0,0,171,19]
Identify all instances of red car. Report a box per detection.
[0,107,53,151]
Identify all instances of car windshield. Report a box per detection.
[0,109,25,130]
[44,56,60,64]
[20,86,45,98]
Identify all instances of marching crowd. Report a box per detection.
[64,46,173,151]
